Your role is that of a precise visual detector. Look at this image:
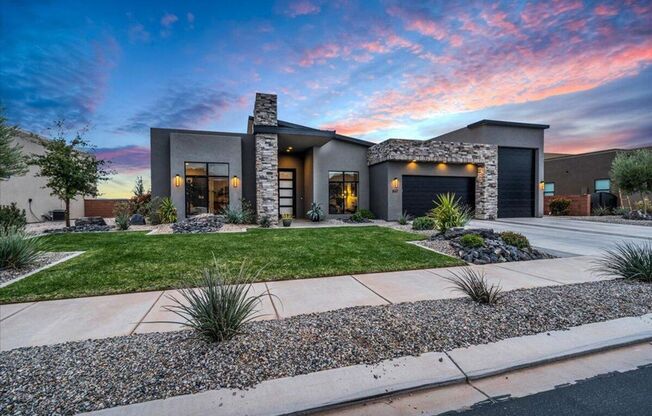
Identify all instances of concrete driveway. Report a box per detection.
[470,217,651,256]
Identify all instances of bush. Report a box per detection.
[0,203,26,232]
[610,149,652,212]
[357,208,375,219]
[161,259,270,342]
[444,268,504,304]
[306,202,324,222]
[222,200,256,224]
[594,242,652,282]
[0,227,44,269]
[500,231,530,249]
[258,215,271,228]
[592,206,611,216]
[412,216,436,230]
[129,192,151,217]
[398,210,412,225]
[429,193,472,233]
[613,207,630,216]
[460,233,484,248]
[113,202,131,231]
[147,197,162,225]
[549,198,571,216]
[636,198,651,214]
[158,197,177,224]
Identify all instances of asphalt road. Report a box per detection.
[448,365,652,416]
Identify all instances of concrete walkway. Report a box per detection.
[0,255,614,351]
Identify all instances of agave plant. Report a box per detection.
[429,193,472,233]
[593,242,652,282]
[306,202,324,222]
[444,267,504,304]
[160,259,270,342]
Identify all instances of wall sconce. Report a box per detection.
[173,174,182,188]
[232,176,240,188]
[391,177,399,192]
[539,181,545,191]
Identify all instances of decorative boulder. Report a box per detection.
[129,214,146,225]
[75,216,107,226]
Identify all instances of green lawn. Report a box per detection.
[0,226,462,303]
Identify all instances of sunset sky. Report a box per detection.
[1,0,651,197]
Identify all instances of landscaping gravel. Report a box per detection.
[43,224,113,233]
[415,239,458,257]
[2,279,651,415]
[567,215,652,227]
[171,214,224,233]
[0,252,73,286]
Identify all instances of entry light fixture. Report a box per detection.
[232,175,240,188]
[286,146,293,152]
[391,177,399,192]
[173,174,182,188]
[539,181,545,191]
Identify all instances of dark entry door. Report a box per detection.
[498,147,535,218]
[278,169,296,217]
[402,175,475,217]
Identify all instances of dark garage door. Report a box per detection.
[498,147,535,218]
[402,176,475,217]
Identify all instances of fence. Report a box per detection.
[84,199,129,218]
[544,194,591,216]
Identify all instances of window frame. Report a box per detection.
[184,161,230,216]
[328,170,359,214]
[594,178,610,193]
[543,182,555,197]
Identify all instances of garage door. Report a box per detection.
[498,147,535,218]
[402,176,475,217]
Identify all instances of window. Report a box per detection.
[594,178,610,193]
[544,182,555,196]
[328,171,359,214]
[185,162,229,216]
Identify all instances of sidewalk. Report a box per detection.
[0,255,613,351]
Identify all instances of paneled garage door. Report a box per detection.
[402,176,475,217]
[498,147,535,218]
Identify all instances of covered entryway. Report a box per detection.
[498,147,535,218]
[402,175,476,217]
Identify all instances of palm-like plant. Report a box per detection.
[158,197,177,223]
[444,267,504,304]
[593,242,652,282]
[429,193,472,233]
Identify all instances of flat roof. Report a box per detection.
[467,119,550,130]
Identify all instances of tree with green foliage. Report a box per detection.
[611,149,652,212]
[133,175,145,196]
[0,111,28,180]
[29,124,113,226]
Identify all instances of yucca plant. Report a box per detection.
[158,197,177,223]
[398,210,412,225]
[0,227,44,269]
[594,242,652,282]
[160,259,270,342]
[444,267,504,304]
[429,193,472,233]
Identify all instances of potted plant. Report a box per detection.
[281,213,293,227]
[306,202,324,222]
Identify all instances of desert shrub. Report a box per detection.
[306,202,324,222]
[398,210,412,225]
[222,200,256,224]
[429,193,472,233]
[613,207,630,216]
[636,198,651,214]
[357,208,375,219]
[129,192,151,216]
[444,268,504,304]
[460,233,484,248]
[113,202,131,230]
[500,231,530,249]
[0,227,44,269]
[549,198,571,216]
[147,197,162,225]
[0,203,26,232]
[258,215,271,228]
[158,197,177,224]
[592,206,611,216]
[412,216,436,230]
[594,242,652,282]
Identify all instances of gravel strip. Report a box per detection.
[0,252,73,286]
[415,239,458,257]
[565,215,652,226]
[1,279,651,415]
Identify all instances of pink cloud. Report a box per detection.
[387,6,446,40]
[94,145,150,173]
[286,0,321,17]
[321,117,400,136]
[298,43,340,66]
[160,13,178,28]
[594,4,619,16]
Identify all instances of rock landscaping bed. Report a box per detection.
[0,252,74,286]
[2,279,651,415]
[43,217,112,234]
[171,214,224,234]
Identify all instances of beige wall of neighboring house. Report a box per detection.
[0,130,84,222]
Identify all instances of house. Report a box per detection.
[151,93,548,223]
[0,130,84,222]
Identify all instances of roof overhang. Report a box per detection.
[467,119,550,130]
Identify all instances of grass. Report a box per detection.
[0,226,463,303]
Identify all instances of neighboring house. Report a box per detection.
[151,93,548,222]
[0,130,84,222]
[544,145,652,197]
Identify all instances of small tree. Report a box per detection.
[0,111,28,180]
[133,175,145,196]
[30,124,112,226]
[611,149,652,212]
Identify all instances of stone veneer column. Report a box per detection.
[253,93,279,223]
[474,156,498,219]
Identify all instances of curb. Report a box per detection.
[0,251,84,289]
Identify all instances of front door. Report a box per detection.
[278,169,296,218]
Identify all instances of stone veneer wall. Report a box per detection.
[253,93,279,223]
[367,139,498,219]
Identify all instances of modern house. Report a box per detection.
[151,93,548,223]
[0,130,84,222]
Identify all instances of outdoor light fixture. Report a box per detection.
[174,174,182,187]
[232,176,240,188]
[539,181,545,190]
[391,177,399,192]
[286,146,293,152]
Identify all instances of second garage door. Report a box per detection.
[402,175,475,217]
[498,147,535,218]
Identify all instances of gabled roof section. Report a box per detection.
[467,119,550,130]
[248,116,374,147]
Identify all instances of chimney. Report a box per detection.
[253,93,278,126]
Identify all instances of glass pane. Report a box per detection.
[328,171,344,181]
[595,179,610,192]
[279,189,293,197]
[544,183,554,193]
[209,177,229,214]
[344,182,358,213]
[344,171,358,182]
[279,171,294,180]
[208,163,228,177]
[186,177,208,215]
[279,180,293,188]
[329,182,343,214]
[279,207,293,216]
[185,162,206,176]
[279,197,293,206]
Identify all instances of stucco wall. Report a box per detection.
[0,133,84,222]
[150,128,172,200]
[544,151,616,195]
[169,132,243,219]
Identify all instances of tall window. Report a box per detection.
[594,178,610,193]
[185,162,229,216]
[544,182,555,196]
[329,171,359,214]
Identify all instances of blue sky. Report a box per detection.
[1,0,651,196]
